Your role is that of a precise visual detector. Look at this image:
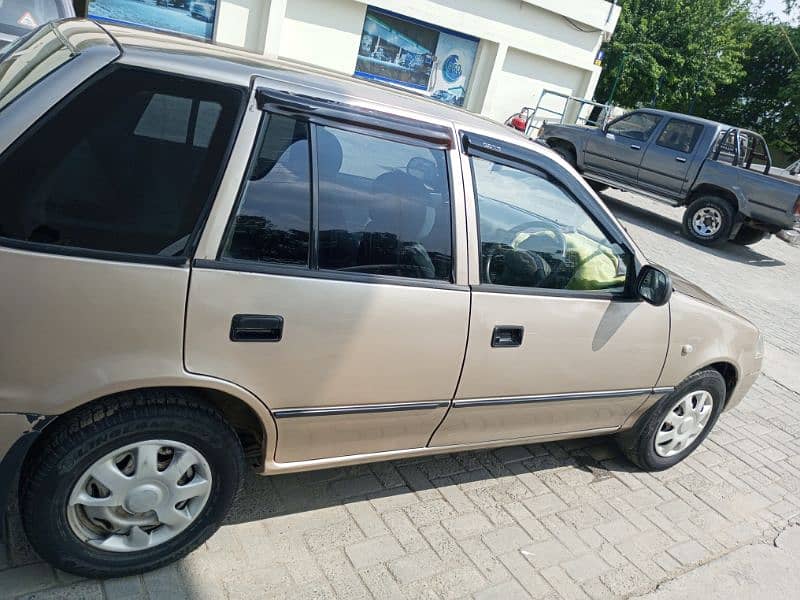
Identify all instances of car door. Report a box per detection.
[583,111,663,183]
[638,118,705,196]
[430,134,670,447]
[185,85,470,463]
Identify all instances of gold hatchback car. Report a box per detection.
[0,21,763,578]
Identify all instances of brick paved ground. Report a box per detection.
[2,190,799,599]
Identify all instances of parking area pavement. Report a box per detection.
[2,189,799,600]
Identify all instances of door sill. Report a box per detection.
[583,173,682,206]
[260,426,619,475]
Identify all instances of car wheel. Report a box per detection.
[588,180,609,193]
[682,196,735,247]
[551,143,577,169]
[617,369,726,471]
[731,225,766,246]
[19,390,244,579]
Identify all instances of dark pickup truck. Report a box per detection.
[538,109,800,246]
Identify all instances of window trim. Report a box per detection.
[0,64,248,266]
[217,110,459,286]
[605,111,663,143]
[462,132,637,300]
[655,118,704,154]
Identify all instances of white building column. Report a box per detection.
[263,0,288,59]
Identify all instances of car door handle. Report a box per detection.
[491,326,524,348]
[675,156,687,163]
[630,144,641,150]
[230,314,284,342]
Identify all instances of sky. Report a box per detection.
[757,0,797,22]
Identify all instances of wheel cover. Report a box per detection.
[692,207,723,237]
[654,391,714,458]
[66,440,212,553]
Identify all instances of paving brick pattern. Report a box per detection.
[2,191,799,599]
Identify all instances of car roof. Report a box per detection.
[632,108,734,131]
[96,20,522,143]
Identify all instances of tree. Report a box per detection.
[595,0,751,111]
[696,20,799,161]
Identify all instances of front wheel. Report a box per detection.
[617,369,726,471]
[19,391,244,578]
[682,196,736,247]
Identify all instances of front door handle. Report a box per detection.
[675,156,687,163]
[630,144,641,150]
[230,314,284,342]
[491,326,524,348]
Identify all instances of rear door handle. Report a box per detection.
[230,314,284,342]
[491,326,524,348]
[630,144,641,150]
[675,156,687,163]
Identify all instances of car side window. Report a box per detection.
[472,156,628,293]
[0,67,242,257]
[317,126,452,281]
[607,113,662,142]
[656,119,704,153]
[223,114,312,266]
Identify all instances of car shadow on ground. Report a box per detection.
[600,193,786,268]
[222,436,635,527]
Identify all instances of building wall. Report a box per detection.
[213,0,619,124]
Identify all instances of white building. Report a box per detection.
[94,0,621,124]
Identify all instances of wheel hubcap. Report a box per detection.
[692,207,723,237]
[67,440,212,552]
[654,390,714,457]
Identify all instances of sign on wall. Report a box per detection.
[88,0,217,41]
[355,7,479,107]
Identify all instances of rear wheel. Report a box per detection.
[682,196,735,247]
[20,391,244,578]
[588,180,609,193]
[731,225,766,246]
[617,369,726,471]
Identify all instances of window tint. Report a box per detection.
[0,67,242,256]
[317,126,452,280]
[223,114,311,266]
[0,25,73,112]
[472,157,628,292]
[657,119,703,153]
[607,113,662,142]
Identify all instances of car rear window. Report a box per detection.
[0,67,244,259]
[0,24,74,112]
[0,0,65,38]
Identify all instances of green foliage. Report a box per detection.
[696,21,799,160]
[595,0,751,110]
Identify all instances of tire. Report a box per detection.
[19,390,244,579]
[588,181,609,193]
[682,196,736,247]
[617,369,726,471]
[551,143,577,169]
[731,225,766,246]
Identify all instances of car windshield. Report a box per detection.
[0,0,64,38]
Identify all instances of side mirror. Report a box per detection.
[636,265,672,306]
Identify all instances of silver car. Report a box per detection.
[0,20,763,578]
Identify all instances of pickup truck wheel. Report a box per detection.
[617,369,726,471]
[731,225,766,246]
[682,196,735,247]
[19,391,244,579]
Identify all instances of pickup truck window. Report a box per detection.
[472,157,627,292]
[656,119,703,154]
[607,113,662,142]
[0,67,242,258]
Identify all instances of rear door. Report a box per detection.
[584,111,663,183]
[638,118,705,196]
[185,84,470,463]
[431,134,669,447]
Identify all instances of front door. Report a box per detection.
[638,118,705,196]
[185,103,470,463]
[584,112,663,183]
[431,149,669,447]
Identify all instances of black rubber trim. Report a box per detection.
[273,401,450,419]
[256,88,453,148]
[453,387,673,408]
[0,237,188,267]
[472,283,638,302]
[193,259,470,292]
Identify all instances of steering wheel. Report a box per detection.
[485,220,566,286]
